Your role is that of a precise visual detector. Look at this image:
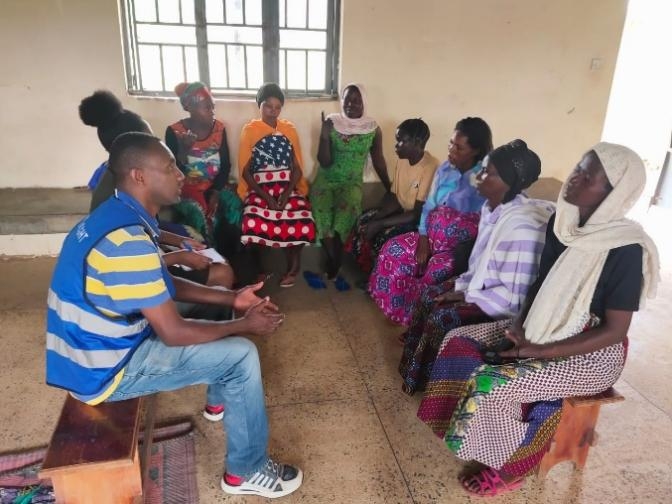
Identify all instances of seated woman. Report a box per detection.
[399,140,554,395]
[79,90,234,289]
[418,143,659,497]
[166,82,242,260]
[347,118,439,277]
[369,117,492,325]
[80,90,153,212]
[305,83,392,291]
[237,83,316,287]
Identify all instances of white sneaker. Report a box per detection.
[221,457,303,499]
[202,404,224,422]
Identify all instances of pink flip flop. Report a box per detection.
[460,467,524,497]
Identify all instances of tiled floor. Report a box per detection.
[1,206,671,503]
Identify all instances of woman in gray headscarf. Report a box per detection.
[417,142,659,497]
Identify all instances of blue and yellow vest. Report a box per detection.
[46,194,174,397]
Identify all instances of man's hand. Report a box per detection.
[233,282,279,313]
[181,237,206,250]
[243,299,285,335]
[164,250,212,269]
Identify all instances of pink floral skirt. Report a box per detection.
[368,205,479,325]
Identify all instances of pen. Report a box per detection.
[182,240,193,252]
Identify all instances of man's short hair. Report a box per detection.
[108,132,163,180]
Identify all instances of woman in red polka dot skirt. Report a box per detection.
[237,83,316,287]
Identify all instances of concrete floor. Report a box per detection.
[1,205,671,503]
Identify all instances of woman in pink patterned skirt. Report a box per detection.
[369,117,492,325]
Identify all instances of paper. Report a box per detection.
[197,248,226,264]
[175,248,227,271]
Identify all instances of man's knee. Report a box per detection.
[224,337,261,377]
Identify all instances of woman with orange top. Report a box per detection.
[237,83,316,287]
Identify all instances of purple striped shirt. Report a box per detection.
[455,194,554,318]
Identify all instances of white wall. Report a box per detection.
[602,0,672,169]
[0,0,626,188]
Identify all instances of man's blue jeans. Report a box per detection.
[107,334,268,476]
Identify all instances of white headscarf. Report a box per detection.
[524,142,660,344]
[326,83,378,136]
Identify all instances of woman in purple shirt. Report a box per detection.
[369,117,492,325]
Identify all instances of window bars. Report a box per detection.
[119,0,340,97]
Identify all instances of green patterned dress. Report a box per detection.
[311,129,376,240]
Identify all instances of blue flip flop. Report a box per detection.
[333,275,351,292]
[303,271,327,289]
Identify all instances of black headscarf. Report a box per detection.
[488,139,541,202]
[256,83,285,107]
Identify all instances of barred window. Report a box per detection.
[119,0,340,97]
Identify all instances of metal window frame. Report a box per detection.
[119,0,340,99]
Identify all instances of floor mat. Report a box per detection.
[0,421,197,504]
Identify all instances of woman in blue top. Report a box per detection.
[370,117,492,325]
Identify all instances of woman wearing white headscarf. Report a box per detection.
[417,143,659,497]
[304,84,391,290]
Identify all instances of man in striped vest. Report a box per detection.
[46,132,303,499]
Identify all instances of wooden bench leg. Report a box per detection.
[537,401,602,478]
[47,448,142,504]
[140,394,158,497]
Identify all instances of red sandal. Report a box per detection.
[279,272,297,288]
[460,467,524,497]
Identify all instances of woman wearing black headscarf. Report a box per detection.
[399,140,555,395]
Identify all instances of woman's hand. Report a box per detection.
[276,191,290,210]
[233,281,280,313]
[433,290,465,304]
[175,130,197,164]
[260,191,279,211]
[207,190,220,219]
[414,235,430,276]
[320,111,334,141]
[176,130,197,151]
[364,220,384,241]
[499,324,544,359]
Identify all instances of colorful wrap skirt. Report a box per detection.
[369,205,480,325]
[398,279,491,395]
[418,319,626,478]
[345,208,416,274]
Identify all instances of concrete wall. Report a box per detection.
[0,0,626,189]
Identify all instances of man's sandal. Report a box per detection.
[460,467,524,497]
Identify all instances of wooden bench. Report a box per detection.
[40,395,157,504]
[537,387,624,477]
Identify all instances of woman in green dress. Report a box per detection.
[305,83,391,290]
